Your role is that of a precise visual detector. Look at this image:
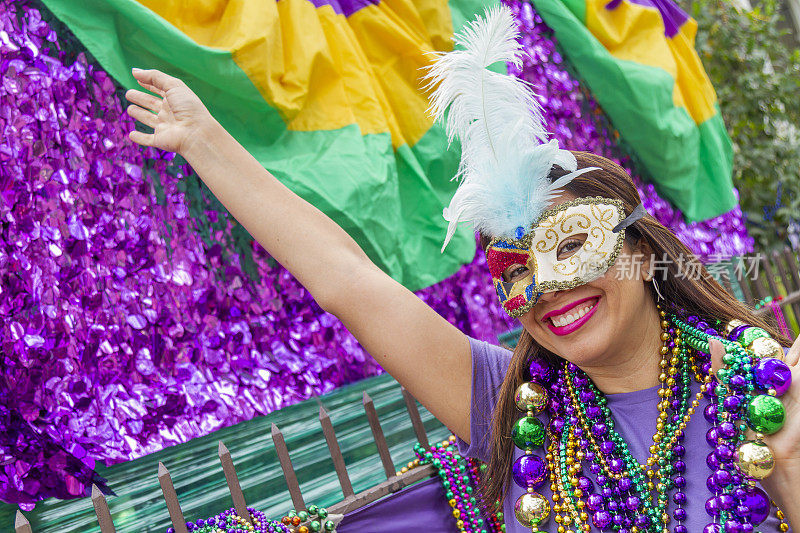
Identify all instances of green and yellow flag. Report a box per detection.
[41,0,734,290]
[531,0,735,222]
[41,0,494,290]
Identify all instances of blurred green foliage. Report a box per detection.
[686,0,800,250]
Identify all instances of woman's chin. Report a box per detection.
[548,322,613,364]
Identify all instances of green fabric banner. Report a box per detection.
[40,0,495,291]
[531,0,735,222]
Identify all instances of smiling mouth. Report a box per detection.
[544,296,600,328]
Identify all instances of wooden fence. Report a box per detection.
[14,387,436,533]
[719,247,800,336]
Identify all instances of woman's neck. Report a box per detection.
[578,300,664,394]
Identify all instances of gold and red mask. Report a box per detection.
[486,197,639,318]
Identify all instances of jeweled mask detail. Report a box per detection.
[486,197,628,318]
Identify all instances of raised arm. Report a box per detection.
[125,68,473,439]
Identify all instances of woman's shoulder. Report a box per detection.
[468,336,513,370]
[466,336,514,398]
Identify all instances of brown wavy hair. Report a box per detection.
[479,151,790,508]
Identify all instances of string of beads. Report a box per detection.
[414,437,505,533]
[510,308,791,533]
[165,507,289,533]
[280,505,336,533]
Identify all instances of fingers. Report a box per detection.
[131,67,183,93]
[786,334,800,366]
[709,338,725,375]
[125,89,162,113]
[126,104,158,129]
[128,129,153,147]
[136,79,166,98]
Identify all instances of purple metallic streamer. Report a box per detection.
[0,0,751,508]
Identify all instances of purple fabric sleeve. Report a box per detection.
[456,337,513,463]
[337,477,455,533]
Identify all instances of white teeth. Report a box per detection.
[550,300,597,328]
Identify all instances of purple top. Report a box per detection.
[457,337,790,532]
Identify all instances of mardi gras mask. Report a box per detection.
[486,198,644,318]
[425,7,645,319]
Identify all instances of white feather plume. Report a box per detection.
[425,5,594,251]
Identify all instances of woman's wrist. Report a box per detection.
[761,459,800,528]
[179,115,223,159]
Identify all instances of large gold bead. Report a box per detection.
[514,492,551,528]
[735,440,775,479]
[749,337,785,360]
[515,382,548,413]
[725,319,746,335]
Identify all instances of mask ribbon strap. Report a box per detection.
[612,202,646,233]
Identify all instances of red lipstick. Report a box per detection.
[544,296,600,336]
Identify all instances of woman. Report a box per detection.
[123,37,800,533]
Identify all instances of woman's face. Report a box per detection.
[505,195,660,370]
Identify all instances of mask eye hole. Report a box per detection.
[557,233,587,260]
[502,264,529,283]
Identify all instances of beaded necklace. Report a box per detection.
[755,296,792,338]
[164,507,291,533]
[280,506,336,533]
[414,437,505,533]
[510,310,791,533]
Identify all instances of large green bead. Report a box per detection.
[739,327,769,347]
[512,416,545,449]
[746,395,785,434]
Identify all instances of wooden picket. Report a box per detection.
[319,405,356,501]
[362,391,397,481]
[91,485,115,533]
[218,441,253,524]
[271,423,306,512]
[158,462,189,533]
[771,250,800,319]
[401,386,430,450]
[730,247,800,337]
[14,510,32,533]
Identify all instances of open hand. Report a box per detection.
[125,68,213,154]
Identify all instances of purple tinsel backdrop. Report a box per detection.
[0,0,752,508]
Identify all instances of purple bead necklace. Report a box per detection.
[510,309,791,532]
